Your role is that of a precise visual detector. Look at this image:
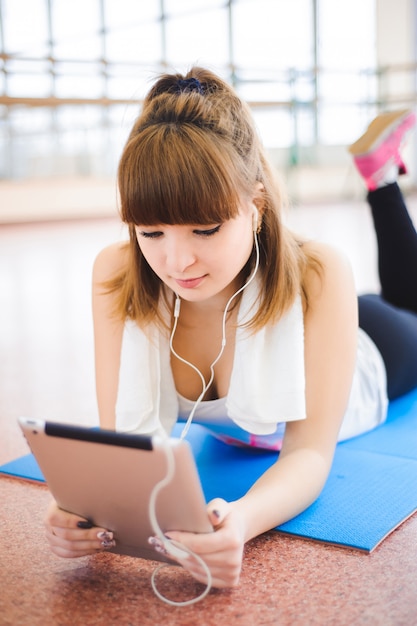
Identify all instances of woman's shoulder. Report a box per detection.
[301,239,355,304]
[93,241,129,283]
[302,239,353,279]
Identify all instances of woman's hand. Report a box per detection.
[45,500,116,558]
[154,498,246,589]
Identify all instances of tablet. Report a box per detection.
[18,417,213,562]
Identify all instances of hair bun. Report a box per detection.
[176,77,204,95]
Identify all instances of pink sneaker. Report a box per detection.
[349,109,416,190]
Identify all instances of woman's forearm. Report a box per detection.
[232,448,332,542]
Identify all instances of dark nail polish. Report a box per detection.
[77,520,93,529]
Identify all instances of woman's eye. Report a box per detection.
[194,225,221,237]
[138,231,163,239]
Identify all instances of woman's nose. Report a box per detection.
[165,238,197,273]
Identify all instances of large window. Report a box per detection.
[0,0,377,179]
[317,0,377,143]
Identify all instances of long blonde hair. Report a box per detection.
[109,67,316,329]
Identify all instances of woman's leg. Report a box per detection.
[351,110,417,399]
[358,294,417,399]
[349,110,417,311]
[367,183,417,313]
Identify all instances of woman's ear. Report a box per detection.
[251,183,265,233]
[252,182,266,214]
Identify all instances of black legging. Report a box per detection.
[358,183,417,399]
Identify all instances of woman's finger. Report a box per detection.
[207,498,231,527]
[47,524,112,543]
[46,528,116,556]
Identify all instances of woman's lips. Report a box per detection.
[174,275,207,289]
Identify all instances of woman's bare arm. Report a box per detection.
[92,242,127,429]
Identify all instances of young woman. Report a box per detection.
[45,69,417,589]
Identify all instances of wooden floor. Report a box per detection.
[1,192,417,625]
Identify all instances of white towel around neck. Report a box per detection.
[115,278,306,435]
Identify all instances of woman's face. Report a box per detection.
[135,200,256,305]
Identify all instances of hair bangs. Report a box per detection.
[118,123,244,226]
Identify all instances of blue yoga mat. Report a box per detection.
[2,388,417,552]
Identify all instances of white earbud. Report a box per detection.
[174,295,181,318]
[252,207,259,233]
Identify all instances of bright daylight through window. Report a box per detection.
[0,0,376,179]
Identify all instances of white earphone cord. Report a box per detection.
[171,228,260,439]
[149,223,260,606]
[148,439,213,606]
